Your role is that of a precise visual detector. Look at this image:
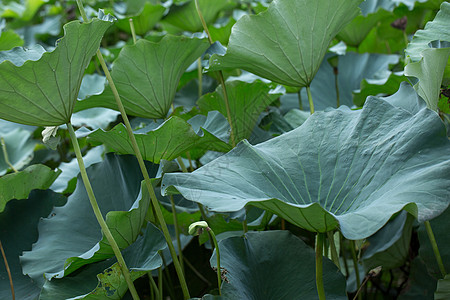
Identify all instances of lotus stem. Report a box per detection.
[75,1,191,297]
[66,122,140,300]
[306,85,315,114]
[316,233,326,300]
[158,267,163,300]
[197,58,203,98]
[208,228,223,295]
[327,231,340,269]
[424,221,447,277]
[333,67,340,108]
[350,240,362,300]
[129,18,137,44]
[0,240,14,300]
[194,0,236,147]
[1,138,17,173]
[176,157,188,173]
[148,272,160,300]
[170,195,184,274]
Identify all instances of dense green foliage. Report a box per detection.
[0,0,449,299]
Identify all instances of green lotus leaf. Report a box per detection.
[0,190,67,300]
[197,80,283,142]
[208,0,363,87]
[21,154,158,284]
[75,35,209,119]
[162,84,450,239]
[39,223,166,300]
[0,128,36,175]
[435,275,450,300]
[116,2,166,35]
[88,113,231,164]
[405,2,450,62]
[404,2,450,111]
[0,29,24,51]
[0,164,61,212]
[362,211,414,271]
[161,0,235,33]
[0,16,113,126]
[210,231,347,299]
[405,41,450,112]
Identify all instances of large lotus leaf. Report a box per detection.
[0,164,60,212]
[0,16,114,126]
[21,154,158,285]
[88,113,231,164]
[0,29,24,51]
[0,128,36,175]
[418,205,450,280]
[197,80,283,142]
[39,223,166,300]
[210,231,347,299]
[0,190,67,300]
[116,2,166,35]
[208,0,363,87]
[161,0,235,33]
[362,211,414,271]
[76,35,209,119]
[50,146,104,194]
[162,84,450,239]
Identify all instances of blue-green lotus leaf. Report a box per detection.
[0,17,113,126]
[162,84,450,239]
[210,231,347,299]
[21,154,158,285]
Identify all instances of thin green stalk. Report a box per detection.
[208,228,222,295]
[129,18,137,44]
[158,267,163,300]
[316,233,326,300]
[333,68,340,108]
[76,1,187,297]
[176,157,188,173]
[350,240,362,300]
[0,240,14,300]
[148,273,160,300]
[425,221,447,277]
[306,85,315,114]
[197,58,203,98]
[160,252,176,300]
[95,53,190,299]
[402,30,409,47]
[194,0,236,147]
[1,138,17,173]
[340,234,349,277]
[75,2,191,297]
[327,231,340,269]
[66,122,140,300]
[186,152,194,172]
[170,195,184,274]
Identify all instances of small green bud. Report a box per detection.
[189,221,209,236]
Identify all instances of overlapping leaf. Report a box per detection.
[0,164,60,212]
[404,2,450,111]
[208,0,363,87]
[0,128,36,175]
[210,231,347,299]
[0,15,114,126]
[76,35,209,119]
[21,154,158,284]
[88,112,231,163]
[163,84,450,239]
[197,80,283,142]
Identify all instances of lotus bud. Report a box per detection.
[188,221,209,236]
